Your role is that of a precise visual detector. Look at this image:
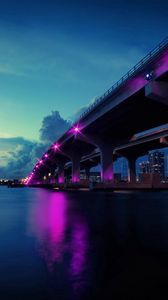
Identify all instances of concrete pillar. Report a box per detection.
[127,157,136,183]
[75,133,115,182]
[58,161,65,184]
[85,167,90,180]
[71,155,81,183]
[62,149,82,183]
[100,145,114,182]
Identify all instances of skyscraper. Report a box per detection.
[148,151,164,177]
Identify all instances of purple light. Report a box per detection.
[72,175,80,183]
[53,143,59,150]
[58,176,64,184]
[44,153,48,158]
[70,217,88,294]
[74,126,79,132]
[71,125,81,135]
[27,193,67,272]
[39,160,43,164]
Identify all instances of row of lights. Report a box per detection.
[26,126,80,184]
[26,71,154,184]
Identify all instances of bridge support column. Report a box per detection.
[100,145,114,182]
[58,161,65,184]
[127,157,137,183]
[85,167,90,180]
[61,149,82,183]
[74,134,115,183]
[71,154,81,183]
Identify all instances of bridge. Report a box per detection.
[27,37,168,188]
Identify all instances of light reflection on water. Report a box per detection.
[27,190,89,296]
[1,187,168,299]
[28,192,68,270]
[69,217,88,295]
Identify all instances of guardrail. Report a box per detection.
[75,37,168,124]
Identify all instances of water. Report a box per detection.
[0,187,168,299]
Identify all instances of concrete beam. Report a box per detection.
[145,81,168,105]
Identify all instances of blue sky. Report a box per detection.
[0,0,167,140]
[0,0,168,178]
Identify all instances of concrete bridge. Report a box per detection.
[27,37,168,187]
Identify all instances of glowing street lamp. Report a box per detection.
[74,126,79,132]
[72,125,81,135]
[53,143,59,150]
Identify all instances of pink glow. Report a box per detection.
[39,160,43,164]
[58,176,64,184]
[72,175,80,183]
[70,124,81,136]
[44,153,48,158]
[74,126,79,132]
[70,217,89,294]
[27,192,68,272]
[53,143,59,150]
[101,165,114,182]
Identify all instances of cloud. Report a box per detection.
[0,138,49,179]
[0,111,71,179]
[0,138,34,178]
[39,110,71,144]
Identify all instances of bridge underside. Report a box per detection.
[83,89,168,140]
[28,43,168,186]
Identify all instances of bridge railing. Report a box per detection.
[76,37,168,124]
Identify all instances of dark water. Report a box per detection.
[0,187,168,300]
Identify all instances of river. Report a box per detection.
[0,186,168,299]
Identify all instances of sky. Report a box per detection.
[0,0,168,178]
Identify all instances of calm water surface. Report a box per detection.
[0,186,168,299]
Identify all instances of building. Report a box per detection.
[148,151,164,177]
[139,161,150,174]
